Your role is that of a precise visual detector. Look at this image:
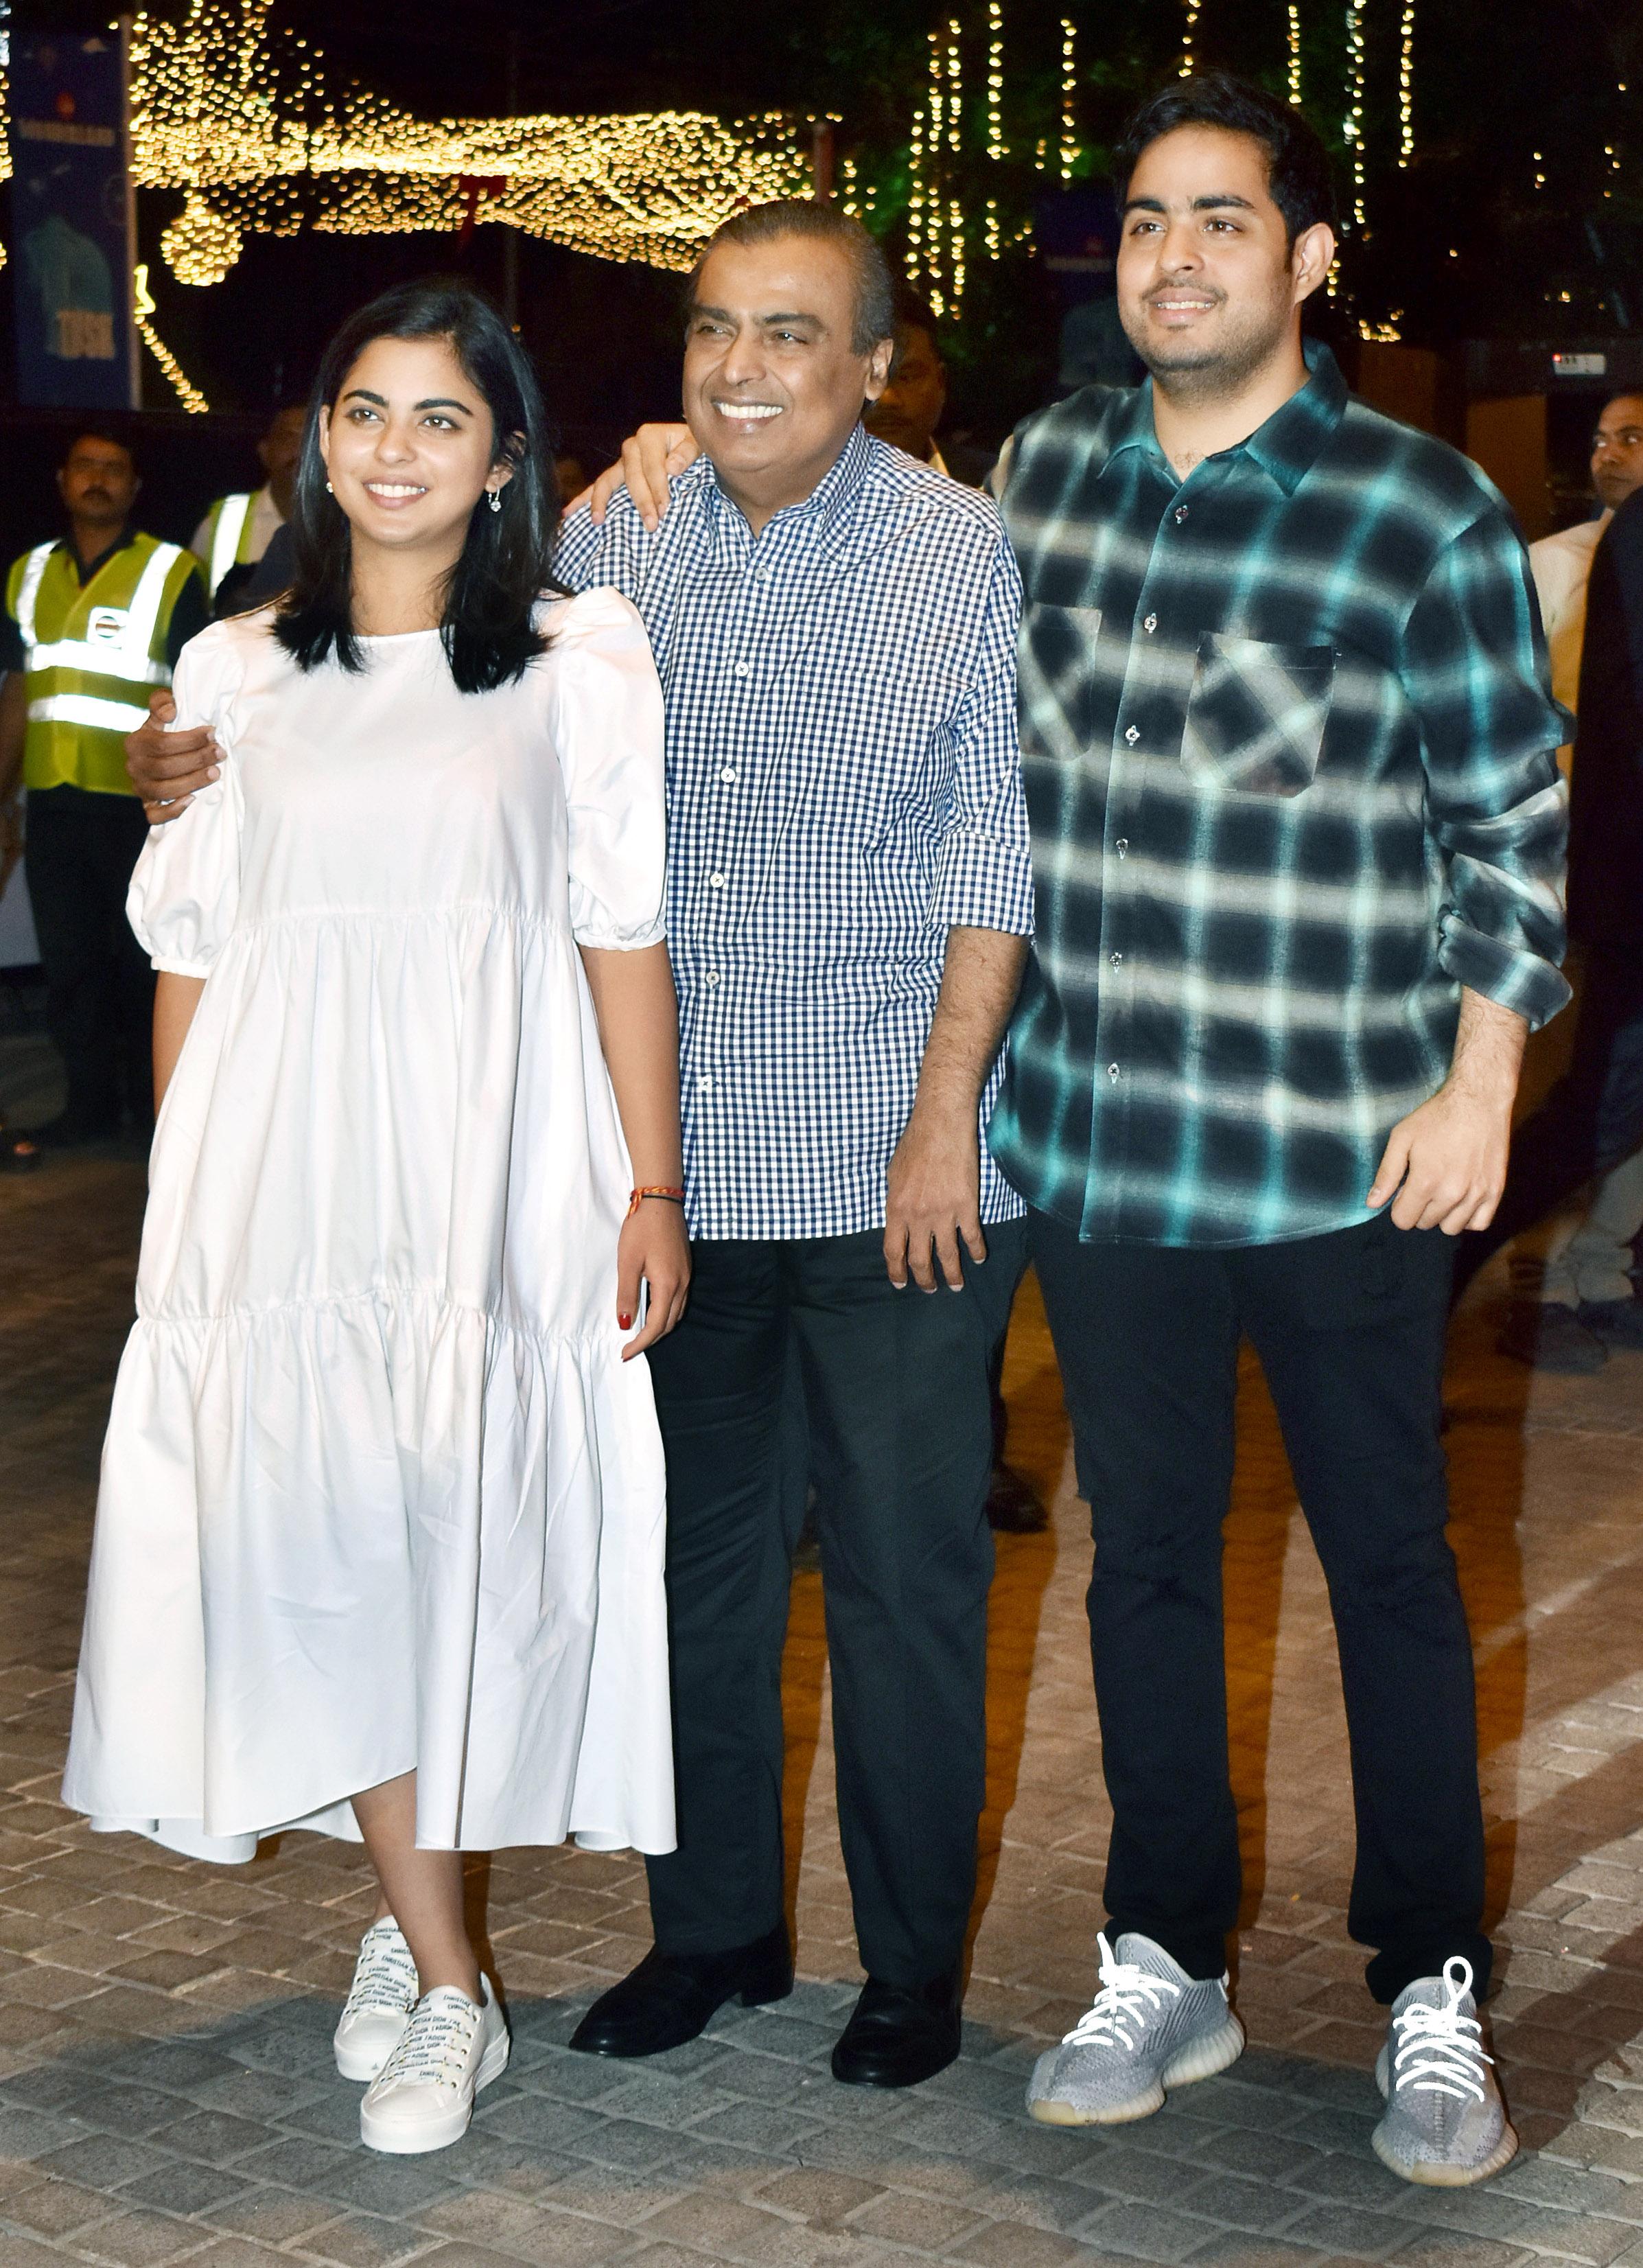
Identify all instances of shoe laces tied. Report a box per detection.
[1062,1932,1182,2051]
[1390,1958,1491,2105]
[375,1989,482,2094]
[343,1923,417,2020]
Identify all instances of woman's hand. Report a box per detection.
[616,1199,691,1358]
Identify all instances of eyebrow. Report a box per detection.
[338,388,474,413]
[688,302,825,329]
[1122,192,1259,216]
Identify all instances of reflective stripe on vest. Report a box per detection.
[208,493,254,597]
[26,691,152,734]
[13,544,54,647]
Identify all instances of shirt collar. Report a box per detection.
[1106,337,1349,496]
[58,525,137,586]
[702,419,874,543]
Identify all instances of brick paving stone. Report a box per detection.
[5,1137,1643,2266]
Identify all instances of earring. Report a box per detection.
[325,479,334,494]
[487,488,502,514]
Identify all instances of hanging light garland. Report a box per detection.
[1181,1,1201,78]
[0,0,809,284]
[1398,3,1415,165]
[1060,17,1080,184]
[133,262,210,411]
[1343,0,1366,229]
[1287,6,1303,106]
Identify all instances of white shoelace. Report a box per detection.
[375,1988,483,2094]
[342,1923,417,2022]
[1389,1958,1492,2105]
[1062,1932,1182,2052]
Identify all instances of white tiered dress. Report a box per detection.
[62,587,676,1862]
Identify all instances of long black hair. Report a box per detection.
[275,277,561,695]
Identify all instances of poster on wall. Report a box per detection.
[8,27,139,410]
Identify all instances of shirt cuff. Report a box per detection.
[570,914,667,953]
[929,829,1035,935]
[1436,916,1572,1033]
[150,955,215,979]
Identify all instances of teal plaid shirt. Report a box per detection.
[989,342,1570,1248]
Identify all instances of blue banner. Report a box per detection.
[8,30,138,409]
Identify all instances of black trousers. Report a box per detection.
[24,785,154,1132]
[1029,1206,1489,2005]
[1454,944,1643,1301]
[644,1220,1027,1984]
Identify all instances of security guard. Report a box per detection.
[0,426,207,1147]
[191,401,305,612]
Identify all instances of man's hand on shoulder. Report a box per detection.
[127,688,220,823]
[587,424,700,531]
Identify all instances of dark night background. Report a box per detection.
[3,0,1642,543]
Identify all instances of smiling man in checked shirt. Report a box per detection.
[986,76,1568,2185]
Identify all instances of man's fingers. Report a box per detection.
[146,688,178,724]
[1366,1126,1411,1210]
[935,1223,966,1292]
[907,1228,939,1293]
[143,794,195,823]
[960,1215,987,1268]
[585,461,627,526]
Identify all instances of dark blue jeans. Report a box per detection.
[1454,944,1643,1300]
[1030,1205,1488,2005]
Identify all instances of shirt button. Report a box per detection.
[720,767,738,784]
[1107,1063,1121,1082]
[697,1074,714,1092]
[1115,838,1129,858]
[1110,951,1123,967]
[705,971,721,987]
[1174,505,1189,523]
[1143,614,1158,634]
[733,662,750,678]
[1124,725,1141,745]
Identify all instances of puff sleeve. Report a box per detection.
[548,587,667,951]
[126,623,246,978]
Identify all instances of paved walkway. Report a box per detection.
[3,1135,1643,2268]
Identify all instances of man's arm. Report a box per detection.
[886,927,1029,1291]
[0,671,25,809]
[1366,986,1526,1232]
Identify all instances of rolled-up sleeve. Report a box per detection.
[929,529,1035,936]
[1400,509,1572,1030]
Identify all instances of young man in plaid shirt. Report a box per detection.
[993,77,1567,2185]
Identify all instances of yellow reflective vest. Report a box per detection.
[198,489,259,601]
[7,533,204,796]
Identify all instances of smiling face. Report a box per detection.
[1117,124,1333,401]
[318,333,509,566]
[1592,394,1643,511]
[681,236,894,530]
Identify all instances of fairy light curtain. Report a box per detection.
[0,0,810,290]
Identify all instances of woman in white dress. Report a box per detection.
[62,279,689,2155]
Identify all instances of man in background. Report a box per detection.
[865,289,997,489]
[1530,393,1643,731]
[0,429,205,1148]
[191,401,305,612]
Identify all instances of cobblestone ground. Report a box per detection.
[3,1122,1643,2267]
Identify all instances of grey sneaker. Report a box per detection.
[1027,1931,1245,2126]
[1373,1958,1517,2186]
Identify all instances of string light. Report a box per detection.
[1343,0,1366,229]
[1060,17,1079,184]
[986,1,1005,160]
[946,19,964,316]
[1358,312,1402,343]
[1287,5,1303,106]
[134,263,210,411]
[1181,1,1200,78]
[0,0,809,281]
[1398,4,1414,165]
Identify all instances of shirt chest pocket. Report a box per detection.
[1181,633,1336,798]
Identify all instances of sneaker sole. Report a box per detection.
[359,2026,511,2154]
[1372,2118,1519,2188]
[1029,2013,1246,2127]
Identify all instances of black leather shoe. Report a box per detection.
[830,1965,962,2087]
[568,1921,792,2057]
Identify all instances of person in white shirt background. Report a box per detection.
[1530,393,1643,737]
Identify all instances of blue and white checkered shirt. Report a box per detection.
[554,424,1034,1241]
